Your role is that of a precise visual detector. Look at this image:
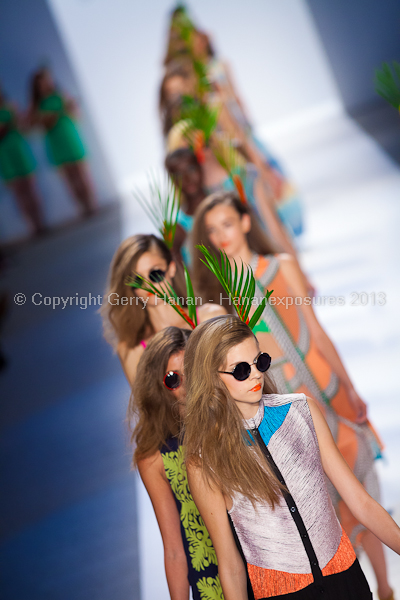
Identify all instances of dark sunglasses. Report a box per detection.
[219,352,271,381]
[163,370,183,390]
[135,269,166,287]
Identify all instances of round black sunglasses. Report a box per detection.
[218,352,271,381]
[135,269,166,287]
[163,370,183,390]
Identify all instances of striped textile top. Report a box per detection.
[229,393,356,597]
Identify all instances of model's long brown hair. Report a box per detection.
[101,234,186,350]
[129,326,191,466]
[184,315,284,506]
[159,59,195,136]
[191,191,277,307]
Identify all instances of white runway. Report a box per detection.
[123,110,400,598]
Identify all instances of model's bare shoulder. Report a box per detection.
[197,302,227,322]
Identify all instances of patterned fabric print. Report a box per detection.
[161,439,223,600]
[250,255,331,406]
[231,394,343,574]
[252,253,382,442]
[229,394,356,598]
[196,575,224,600]
[250,255,382,547]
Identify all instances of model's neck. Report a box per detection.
[228,243,255,269]
[235,397,261,421]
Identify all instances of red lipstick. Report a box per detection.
[250,383,262,392]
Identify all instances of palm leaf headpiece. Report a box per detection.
[180,96,219,163]
[133,172,180,249]
[196,245,273,329]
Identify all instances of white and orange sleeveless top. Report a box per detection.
[229,393,356,598]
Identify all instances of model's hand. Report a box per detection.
[347,388,368,423]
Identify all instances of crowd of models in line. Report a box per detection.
[100,6,399,600]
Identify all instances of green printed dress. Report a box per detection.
[39,94,86,166]
[161,437,224,600]
[0,106,36,182]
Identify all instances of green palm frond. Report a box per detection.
[133,172,180,249]
[192,58,212,98]
[125,266,198,329]
[172,5,195,45]
[196,245,273,329]
[181,96,219,144]
[374,61,400,109]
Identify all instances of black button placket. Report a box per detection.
[251,428,324,585]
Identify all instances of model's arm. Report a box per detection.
[138,453,190,600]
[63,94,79,118]
[116,341,144,387]
[307,398,400,554]
[187,463,248,600]
[27,104,58,129]
[279,254,367,422]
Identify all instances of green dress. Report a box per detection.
[39,94,86,166]
[161,438,224,599]
[0,106,36,182]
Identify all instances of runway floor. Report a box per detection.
[1,106,399,599]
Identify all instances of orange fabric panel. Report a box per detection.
[270,271,301,342]
[255,255,269,279]
[247,530,355,598]
[283,361,296,380]
[247,563,313,599]
[321,528,356,575]
[303,344,333,391]
[329,382,357,421]
[336,422,358,471]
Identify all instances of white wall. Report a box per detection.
[47,0,343,190]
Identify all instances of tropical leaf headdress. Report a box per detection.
[171,4,195,46]
[180,95,219,163]
[374,61,400,112]
[126,263,198,330]
[133,172,181,249]
[196,245,273,329]
[126,244,272,332]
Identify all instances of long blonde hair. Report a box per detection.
[184,315,284,506]
[101,234,186,350]
[129,326,191,466]
[191,191,277,307]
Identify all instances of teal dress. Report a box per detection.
[177,210,195,265]
[39,94,86,166]
[0,106,36,182]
